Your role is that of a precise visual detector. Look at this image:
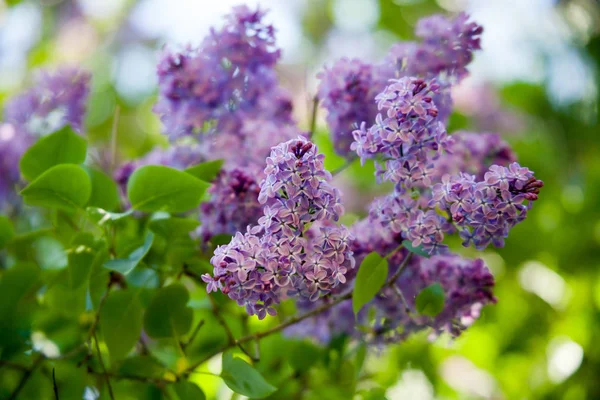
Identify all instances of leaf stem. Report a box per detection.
[93,332,115,400]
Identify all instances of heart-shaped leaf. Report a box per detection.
[352,252,388,315]
[144,284,193,338]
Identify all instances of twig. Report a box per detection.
[182,320,205,351]
[52,368,59,399]
[207,294,257,362]
[8,355,44,400]
[384,251,413,289]
[93,333,115,400]
[309,95,319,137]
[331,159,354,176]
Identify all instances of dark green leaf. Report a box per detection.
[0,263,39,322]
[19,126,87,181]
[0,216,15,249]
[184,159,224,182]
[118,355,167,379]
[415,283,445,317]
[221,353,277,398]
[84,167,120,211]
[170,381,206,400]
[352,252,388,315]
[289,340,321,371]
[20,164,92,211]
[86,207,133,226]
[127,165,210,213]
[402,240,430,258]
[149,216,200,240]
[144,284,193,338]
[67,233,103,289]
[99,289,144,361]
[103,232,154,275]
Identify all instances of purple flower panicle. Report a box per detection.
[202,137,355,319]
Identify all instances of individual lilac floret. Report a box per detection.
[433,131,516,180]
[317,58,387,156]
[432,162,543,249]
[202,137,355,319]
[154,7,293,139]
[351,77,451,189]
[198,169,262,241]
[4,67,91,136]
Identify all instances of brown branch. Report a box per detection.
[309,95,319,137]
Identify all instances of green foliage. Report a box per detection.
[169,381,206,400]
[149,216,200,239]
[415,283,445,317]
[103,231,154,275]
[127,165,210,213]
[20,164,92,210]
[402,240,430,258]
[99,289,144,361]
[221,352,277,398]
[144,284,193,338]
[84,166,121,211]
[0,215,15,249]
[352,252,388,315]
[184,159,224,182]
[19,126,87,181]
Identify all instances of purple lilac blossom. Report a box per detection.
[154,5,294,140]
[4,67,91,136]
[432,162,543,249]
[351,77,451,189]
[433,131,516,180]
[287,218,495,344]
[202,137,355,319]
[0,124,29,210]
[316,58,387,156]
[198,168,263,241]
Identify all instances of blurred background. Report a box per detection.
[1,0,599,398]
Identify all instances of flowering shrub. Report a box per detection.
[0,4,544,399]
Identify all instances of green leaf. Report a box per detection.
[84,167,120,211]
[127,165,210,213]
[289,340,321,371]
[169,381,206,400]
[20,164,92,211]
[0,263,39,322]
[33,237,68,270]
[99,289,144,361]
[19,126,87,181]
[415,283,445,317]
[103,232,154,275]
[144,284,193,339]
[184,159,224,182]
[221,353,277,398]
[86,207,133,226]
[149,217,200,240]
[67,233,103,289]
[402,240,430,258]
[352,252,388,315]
[0,216,15,249]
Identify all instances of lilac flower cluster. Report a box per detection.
[433,162,543,249]
[4,67,91,136]
[317,13,482,157]
[384,13,482,81]
[316,59,387,156]
[198,168,263,242]
[154,5,293,141]
[0,124,29,210]
[202,137,355,318]
[287,219,495,344]
[433,131,516,180]
[352,77,451,189]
